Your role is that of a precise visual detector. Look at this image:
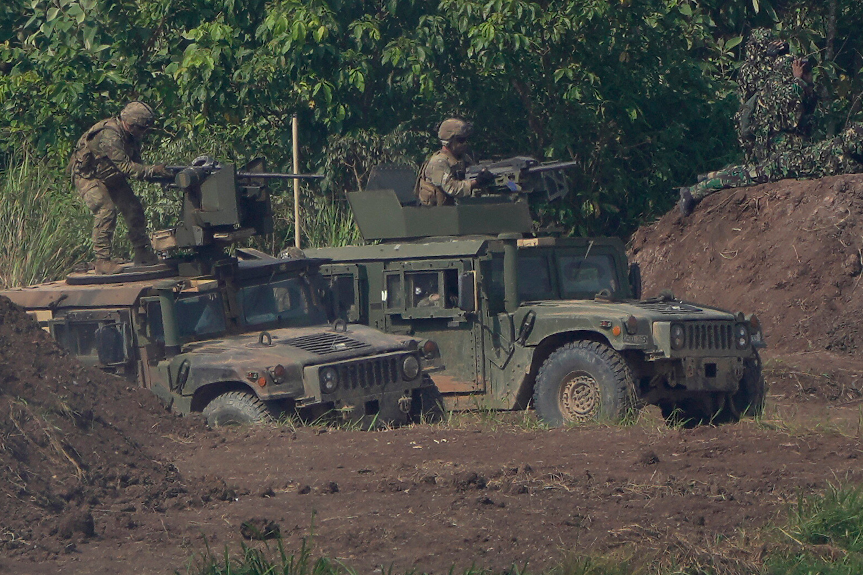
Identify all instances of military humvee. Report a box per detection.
[299,164,766,425]
[1,160,437,427]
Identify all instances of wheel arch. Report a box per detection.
[515,330,613,408]
[190,380,258,413]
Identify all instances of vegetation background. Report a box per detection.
[1,0,862,288]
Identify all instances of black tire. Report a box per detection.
[411,377,446,423]
[203,391,277,428]
[533,341,635,426]
[661,353,766,427]
[729,351,766,418]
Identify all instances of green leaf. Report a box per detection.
[678,3,692,17]
[725,36,742,51]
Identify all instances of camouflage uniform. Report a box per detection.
[415,117,492,206]
[416,148,476,206]
[686,123,863,202]
[69,102,166,267]
[733,29,816,165]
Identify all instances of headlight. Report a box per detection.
[267,364,286,384]
[625,315,639,335]
[735,323,751,349]
[320,367,339,394]
[421,339,440,359]
[401,355,420,380]
[670,323,685,350]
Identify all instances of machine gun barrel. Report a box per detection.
[525,160,580,174]
[165,166,323,180]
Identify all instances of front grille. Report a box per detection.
[685,323,733,351]
[283,332,370,355]
[336,357,401,390]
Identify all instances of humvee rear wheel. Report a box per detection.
[533,341,635,426]
[203,391,277,427]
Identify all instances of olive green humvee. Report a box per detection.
[299,165,766,425]
[1,162,436,427]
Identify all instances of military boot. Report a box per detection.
[94,259,124,275]
[678,187,695,217]
[133,247,159,266]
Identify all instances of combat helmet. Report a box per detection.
[120,101,156,129]
[438,118,473,144]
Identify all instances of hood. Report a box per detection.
[520,298,738,322]
[182,323,415,367]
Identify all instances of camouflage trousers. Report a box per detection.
[688,123,863,201]
[74,175,151,261]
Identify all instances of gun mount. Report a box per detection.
[147,158,322,276]
[348,156,576,242]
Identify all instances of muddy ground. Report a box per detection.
[3,176,863,574]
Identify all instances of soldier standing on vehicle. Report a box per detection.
[415,118,494,206]
[68,101,172,274]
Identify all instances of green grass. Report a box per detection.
[0,147,92,288]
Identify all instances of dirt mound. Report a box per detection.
[630,174,863,377]
[0,296,203,556]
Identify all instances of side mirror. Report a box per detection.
[629,263,642,301]
[458,271,477,312]
[96,323,129,366]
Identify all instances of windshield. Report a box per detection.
[239,276,328,327]
[557,254,619,298]
[174,292,227,338]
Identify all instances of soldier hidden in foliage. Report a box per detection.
[679,123,863,214]
[733,28,817,166]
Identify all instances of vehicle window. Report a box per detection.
[409,272,441,308]
[558,254,619,297]
[176,292,227,337]
[240,277,327,327]
[518,255,553,300]
[331,275,356,319]
[53,322,100,358]
[386,274,404,310]
[489,254,553,302]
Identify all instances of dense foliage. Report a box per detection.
[1,0,861,240]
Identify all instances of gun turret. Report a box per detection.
[466,156,577,202]
[151,158,322,273]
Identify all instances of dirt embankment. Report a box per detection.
[0,296,217,558]
[630,174,863,400]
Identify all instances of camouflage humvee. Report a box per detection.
[1,161,437,427]
[298,164,766,425]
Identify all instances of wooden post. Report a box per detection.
[292,114,301,248]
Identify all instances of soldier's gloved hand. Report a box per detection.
[150,164,173,179]
[474,168,495,187]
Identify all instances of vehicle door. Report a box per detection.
[48,308,137,380]
[382,260,483,394]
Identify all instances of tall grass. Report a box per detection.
[766,484,863,575]
[0,147,92,288]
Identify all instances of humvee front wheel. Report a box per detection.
[729,351,766,418]
[533,341,635,426]
[203,391,277,427]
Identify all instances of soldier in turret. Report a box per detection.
[68,101,172,274]
[415,118,494,206]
